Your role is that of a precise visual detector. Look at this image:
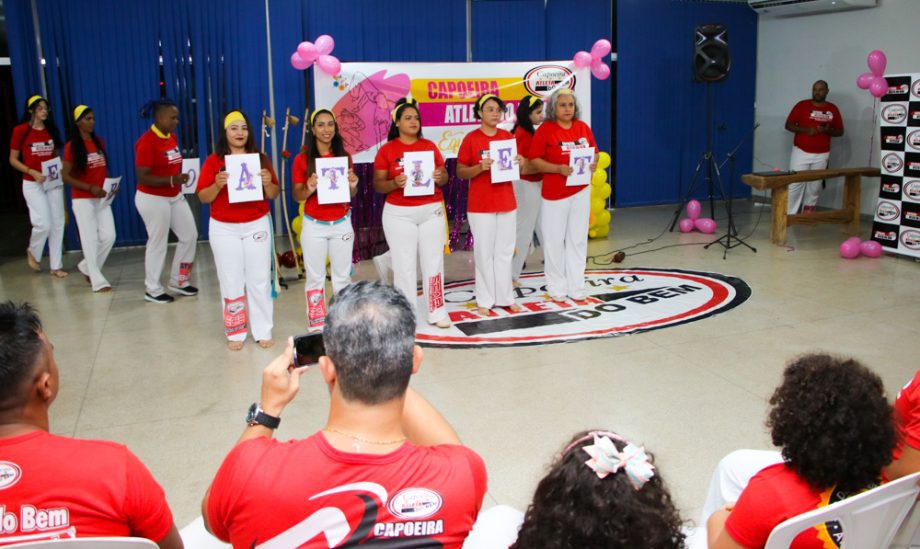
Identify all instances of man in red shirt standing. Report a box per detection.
[784,80,845,215]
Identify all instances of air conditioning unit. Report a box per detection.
[748,0,877,17]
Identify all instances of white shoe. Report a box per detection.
[433,318,451,329]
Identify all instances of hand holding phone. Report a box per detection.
[293,333,325,368]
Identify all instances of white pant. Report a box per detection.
[22,181,65,270]
[700,449,783,526]
[468,211,516,308]
[512,179,542,281]
[382,202,447,324]
[71,198,116,291]
[208,216,273,342]
[135,191,198,296]
[788,146,829,214]
[540,187,590,299]
[300,213,354,329]
[461,505,524,549]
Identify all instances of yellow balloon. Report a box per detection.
[596,224,609,238]
[598,210,611,226]
[598,184,611,200]
[588,229,598,239]
[298,201,305,217]
[597,152,611,170]
[592,169,607,185]
[291,215,303,237]
[591,198,605,214]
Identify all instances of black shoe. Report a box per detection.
[168,285,199,297]
[145,292,175,304]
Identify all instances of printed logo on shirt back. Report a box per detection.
[0,462,22,490]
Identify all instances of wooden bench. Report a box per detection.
[741,167,879,245]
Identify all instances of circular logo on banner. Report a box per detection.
[912,79,920,99]
[908,130,920,151]
[876,201,901,222]
[0,461,22,490]
[523,65,576,98]
[904,180,920,201]
[415,269,751,348]
[882,182,901,194]
[901,230,920,250]
[883,153,904,173]
[882,104,907,124]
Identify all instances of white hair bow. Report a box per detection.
[582,435,656,490]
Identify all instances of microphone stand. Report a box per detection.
[705,122,759,259]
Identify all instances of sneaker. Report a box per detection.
[145,292,175,304]
[169,284,199,296]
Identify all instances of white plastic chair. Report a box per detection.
[3,537,156,548]
[765,471,920,549]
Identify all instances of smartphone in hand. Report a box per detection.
[293,333,325,368]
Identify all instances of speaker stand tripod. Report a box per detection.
[704,122,759,259]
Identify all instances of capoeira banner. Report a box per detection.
[314,62,591,164]
[871,73,920,259]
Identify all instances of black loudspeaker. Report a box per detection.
[694,24,730,82]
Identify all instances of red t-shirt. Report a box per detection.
[373,138,445,207]
[786,100,844,154]
[292,151,352,221]
[206,433,487,548]
[528,119,596,201]
[63,138,108,200]
[197,153,278,224]
[134,128,182,198]
[893,370,920,461]
[0,431,173,545]
[725,463,865,549]
[457,128,517,213]
[514,127,541,183]
[10,123,56,182]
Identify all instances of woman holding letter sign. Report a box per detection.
[457,93,527,314]
[9,95,67,278]
[61,105,116,293]
[528,88,597,302]
[197,110,280,351]
[373,98,451,328]
[292,108,358,330]
[511,95,545,284]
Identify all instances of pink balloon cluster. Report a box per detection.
[839,236,882,259]
[678,199,717,234]
[856,50,889,98]
[290,34,340,75]
[573,39,612,80]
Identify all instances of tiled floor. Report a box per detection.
[3,202,918,533]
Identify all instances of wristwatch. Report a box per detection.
[246,403,281,429]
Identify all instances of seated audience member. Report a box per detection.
[0,301,182,547]
[465,430,685,549]
[202,281,487,548]
[706,354,895,549]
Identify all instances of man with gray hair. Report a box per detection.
[203,281,487,548]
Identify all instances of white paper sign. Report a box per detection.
[98,176,121,210]
[566,147,595,187]
[315,157,351,205]
[41,157,63,191]
[489,139,519,183]
[402,151,435,197]
[225,153,264,203]
[181,158,200,195]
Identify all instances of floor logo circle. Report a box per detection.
[415,268,751,348]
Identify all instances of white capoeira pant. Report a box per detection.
[468,210,517,309]
[700,449,784,526]
[71,198,116,291]
[208,216,273,342]
[22,181,66,270]
[382,201,448,324]
[300,212,354,329]
[135,190,198,296]
[788,146,829,214]
[512,178,542,282]
[540,186,590,299]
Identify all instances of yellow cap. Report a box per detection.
[224,110,245,129]
[27,95,44,108]
[73,105,90,121]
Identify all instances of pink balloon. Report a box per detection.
[296,41,318,63]
[860,240,882,258]
[290,52,310,71]
[867,49,887,77]
[839,240,860,259]
[591,62,610,80]
[678,218,695,233]
[856,72,874,90]
[573,51,593,68]
[694,217,717,234]
[315,35,335,56]
[317,54,341,76]
[845,236,861,245]
[870,76,888,98]
[686,199,702,220]
[590,39,612,59]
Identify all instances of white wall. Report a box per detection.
[753,0,920,213]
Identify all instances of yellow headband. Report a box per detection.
[310,109,336,125]
[477,93,499,109]
[556,88,575,96]
[391,99,418,123]
[28,95,45,108]
[224,110,245,129]
[527,96,540,108]
[73,105,90,121]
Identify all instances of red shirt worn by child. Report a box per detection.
[786,100,843,154]
[373,139,445,207]
[528,119,596,201]
[206,433,487,548]
[0,431,174,545]
[514,127,541,183]
[292,151,352,221]
[893,370,920,461]
[457,128,517,213]
[197,153,278,224]
[10,123,56,183]
[63,138,108,199]
[134,127,182,198]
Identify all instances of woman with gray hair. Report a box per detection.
[527,88,597,301]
